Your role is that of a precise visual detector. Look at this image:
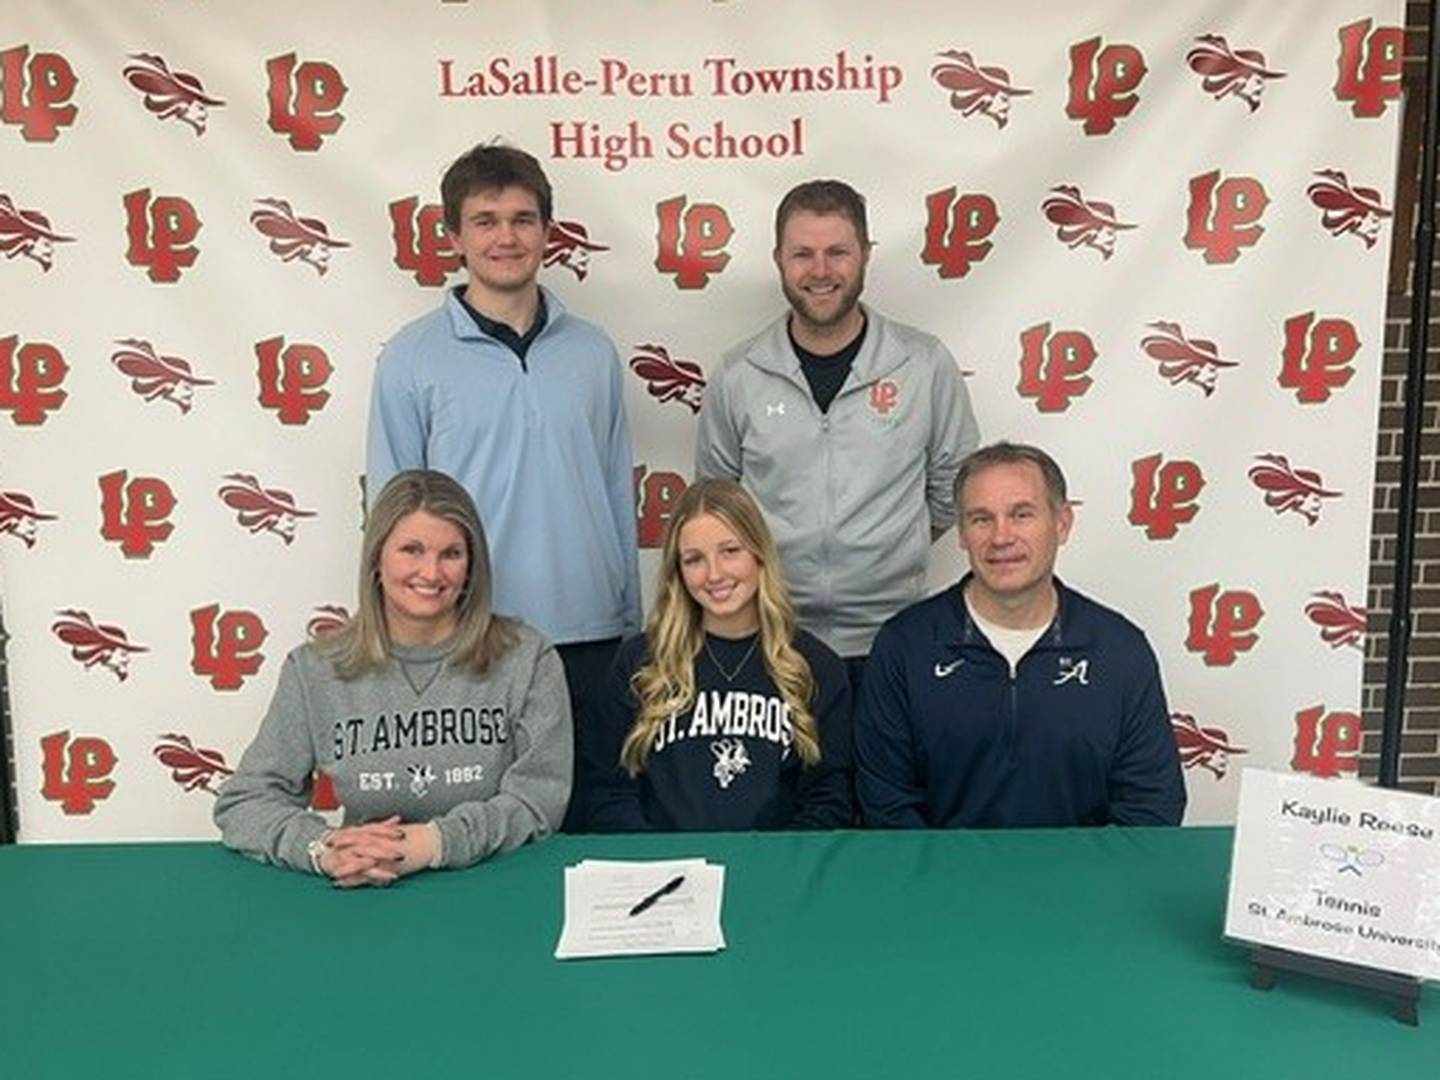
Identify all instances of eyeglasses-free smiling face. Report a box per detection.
[958,460,1073,623]
[449,185,547,301]
[379,509,469,646]
[678,512,761,637]
[775,210,869,342]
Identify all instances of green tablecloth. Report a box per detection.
[0,827,1432,1078]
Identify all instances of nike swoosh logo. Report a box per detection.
[934,659,964,678]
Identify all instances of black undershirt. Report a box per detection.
[454,286,548,366]
[791,314,867,414]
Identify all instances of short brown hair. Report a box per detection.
[954,441,1069,513]
[774,179,869,250]
[441,143,553,232]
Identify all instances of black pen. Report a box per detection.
[628,874,685,917]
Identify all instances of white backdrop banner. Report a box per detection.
[0,0,1405,837]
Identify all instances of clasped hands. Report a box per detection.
[316,815,438,888]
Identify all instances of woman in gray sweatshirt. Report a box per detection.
[215,470,572,886]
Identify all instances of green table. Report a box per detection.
[1,828,1432,1079]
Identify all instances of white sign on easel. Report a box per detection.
[1225,768,1440,982]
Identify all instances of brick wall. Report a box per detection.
[1361,0,1438,794]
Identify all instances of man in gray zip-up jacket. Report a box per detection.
[696,179,980,681]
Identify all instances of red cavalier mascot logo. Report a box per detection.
[0,488,56,546]
[121,52,225,135]
[218,473,315,544]
[111,338,214,413]
[250,197,350,274]
[1305,590,1366,650]
[629,344,706,414]
[1306,170,1392,249]
[0,193,74,272]
[931,50,1031,128]
[153,733,233,795]
[307,604,351,640]
[544,219,609,281]
[1248,453,1340,525]
[1185,35,1285,111]
[51,609,148,681]
[1139,321,1238,397]
[1171,712,1247,779]
[1041,186,1135,260]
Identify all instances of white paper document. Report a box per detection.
[554,857,726,960]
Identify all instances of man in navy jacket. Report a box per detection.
[856,442,1185,828]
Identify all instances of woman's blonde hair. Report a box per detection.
[621,478,818,774]
[322,470,516,678]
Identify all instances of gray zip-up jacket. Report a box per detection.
[696,308,979,657]
[214,623,571,873]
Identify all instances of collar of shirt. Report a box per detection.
[453,286,549,362]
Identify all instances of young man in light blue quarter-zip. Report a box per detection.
[367,144,641,832]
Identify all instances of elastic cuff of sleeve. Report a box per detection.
[427,820,444,869]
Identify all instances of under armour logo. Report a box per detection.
[408,763,435,798]
[1053,658,1090,686]
[934,658,964,678]
[765,402,786,417]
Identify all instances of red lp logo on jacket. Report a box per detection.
[266,53,347,150]
[0,335,67,424]
[655,195,732,288]
[191,604,268,691]
[0,45,78,141]
[1186,584,1262,666]
[99,470,175,558]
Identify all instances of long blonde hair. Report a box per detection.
[621,478,819,774]
[322,470,516,678]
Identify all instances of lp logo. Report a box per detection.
[0,45,78,142]
[390,197,461,287]
[1291,705,1360,777]
[124,189,201,283]
[191,604,268,690]
[1017,323,1095,412]
[99,470,176,558]
[266,53,347,151]
[920,187,999,279]
[634,464,688,549]
[256,337,332,424]
[1066,37,1146,135]
[1184,171,1268,264]
[0,335,67,425]
[1334,19,1403,118]
[40,731,118,815]
[1279,312,1358,404]
[1128,455,1204,540]
[1186,584,1262,666]
[655,195,732,288]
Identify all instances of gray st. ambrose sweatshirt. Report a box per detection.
[214,623,572,873]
